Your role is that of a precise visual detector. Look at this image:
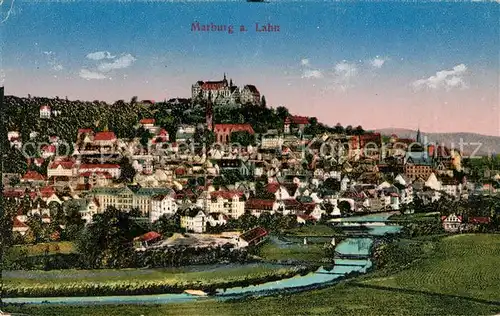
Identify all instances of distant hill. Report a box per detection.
[374,128,500,157]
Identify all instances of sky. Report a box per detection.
[1,1,499,136]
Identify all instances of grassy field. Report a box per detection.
[257,236,330,262]
[285,224,343,236]
[6,234,500,315]
[389,212,440,222]
[11,242,76,256]
[4,264,307,298]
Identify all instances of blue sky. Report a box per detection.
[1,1,499,135]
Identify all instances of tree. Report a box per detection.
[153,213,181,236]
[333,123,344,134]
[119,157,136,183]
[230,131,255,147]
[0,198,17,306]
[238,212,258,231]
[76,207,138,269]
[140,129,153,148]
[338,200,352,215]
[322,178,341,192]
[276,106,290,120]
[353,125,365,136]
[261,95,267,108]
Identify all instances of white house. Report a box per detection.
[77,164,121,179]
[201,190,246,219]
[150,194,178,223]
[12,216,30,235]
[441,213,463,232]
[40,105,51,119]
[207,212,228,227]
[180,209,207,233]
[48,160,76,178]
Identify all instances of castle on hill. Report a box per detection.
[191,73,261,106]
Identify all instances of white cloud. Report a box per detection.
[43,51,64,72]
[301,69,323,79]
[412,64,468,90]
[299,58,323,79]
[86,51,116,61]
[334,61,357,78]
[97,54,136,73]
[369,56,388,69]
[79,69,107,80]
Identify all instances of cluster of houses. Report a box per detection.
[4,98,500,241]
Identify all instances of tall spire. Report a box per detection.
[223,72,227,81]
[416,126,421,144]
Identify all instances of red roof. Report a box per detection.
[210,190,244,199]
[140,118,155,125]
[79,164,120,169]
[3,189,24,198]
[158,129,169,136]
[469,217,491,224]
[40,186,56,198]
[297,214,316,221]
[22,171,45,181]
[79,171,113,179]
[41,145,57,153]
[134,231,162,242]
[40,105,51,110]
[441,215,463,222]
[282,199,301,207]
[301,202,317,212]
[285,116,309,125]
[49,161,75,169]
[214,124,255,135]
[78,128,93,134]
[266,183,280,194]
[240,227,268,243]
[13,216,29,229]
[94,131,117,141]
[245,199,275,210]
[201,81,226,90]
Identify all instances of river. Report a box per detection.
[4,212,401,305]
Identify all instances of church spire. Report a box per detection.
[416,127,421,144]
[223,72,227,81]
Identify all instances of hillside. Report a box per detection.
[375,128,500,157]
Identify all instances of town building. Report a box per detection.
[191,74,261,106]
[150,193,178,223]
[214,123,255,144]
[89,185,174,216]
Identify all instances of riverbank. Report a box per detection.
[3,264,315,298]
[6,234,500,315]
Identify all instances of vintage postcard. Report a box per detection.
[0,1,499,315]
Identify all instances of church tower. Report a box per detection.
[206,92,213,132]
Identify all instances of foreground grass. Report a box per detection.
[257,239,327,262]
[11,242,76,256]
[285,224,343,236]
[389,212,439,222]
[6,233,500,315]
[4,264,308,297]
